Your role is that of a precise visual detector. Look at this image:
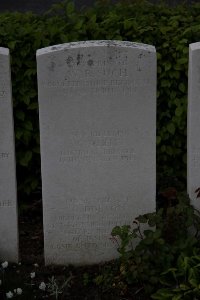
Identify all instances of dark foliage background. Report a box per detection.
[0,0,198,197]
[0,0,199,14]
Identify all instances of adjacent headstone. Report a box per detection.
[188,42,200,207]
[0,47,18,262]
[37,40,156,265]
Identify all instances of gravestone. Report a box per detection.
[188,42,200,207]
[0,47,18,262]
[37,40,156,265]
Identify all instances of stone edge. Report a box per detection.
[0,47,9,56]
[189,42,200,51]
[36,40,156,57]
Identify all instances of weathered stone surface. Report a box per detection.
[37,40,156,265]
[0,47,18,262]
[188,42,200,207]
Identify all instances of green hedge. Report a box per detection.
[0,0,199,196]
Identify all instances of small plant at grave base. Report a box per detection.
[0,259,75,299]
[83,272,90,286]
[45,274,73,300]
[151,188,200,299]
[104,189,200,298]
[151,252,200,299]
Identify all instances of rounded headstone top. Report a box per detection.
[189,42,200,51]
[37,40,155,56]
[0,47,9,56]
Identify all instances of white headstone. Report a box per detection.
[37,40,156,265]
[188,42,200,207]
[0,47,18,262]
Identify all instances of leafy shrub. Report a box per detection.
[110,191,200,298]
[1,0,200,195]
[151,253,200,299]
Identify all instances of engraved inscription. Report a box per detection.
[64,49,128,68]
[48,218,130,234]
[59,129,135,163]
[0,200,12,207]
[46,194,133,238]
[0,79,8,99]
[0,152,9,159]
[46,193,133,242]
[42,48,151,97]
[191,150,200,169]
[46,234,114,253]
[63,194,131,204]
[42,79,149,88]
[47,242,98,251]
[60,148,135,163]
[0,90,6,97]
[42,78,150,96]
[198,67,200,87]
[71,129,129,138]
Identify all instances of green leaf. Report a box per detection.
[28,103,38,110]
[157,136,161,145]
[153,229,161,239]
[172,295,183,300]
[16,110,25,121]
[151,288,174,299]
[19,151,32,167]
[179,283,190,291]
[16,128,23,140]
[143,230,153,237]
[148,219,156,226]
[24,120,33,131]
[164,62,172,72]
[177,57,187,65]
[143,237,153,245]
[175,106,183,117]
[167,123,175,135]
[31,178,39,190]
[66,1,75,14]
[161,79,170,88]
[7,40,17,49]
[24,69,36,77]
[136,215,148,223]
[178,83,186,93]
[157,238,165,245]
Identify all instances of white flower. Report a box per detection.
[0,279,2,285]
[16,288,23,295]
[2,261,8,268]
[30,272,35,279]
[6,291,13,298]
[34,263,39,267]
[39,282,46,291]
